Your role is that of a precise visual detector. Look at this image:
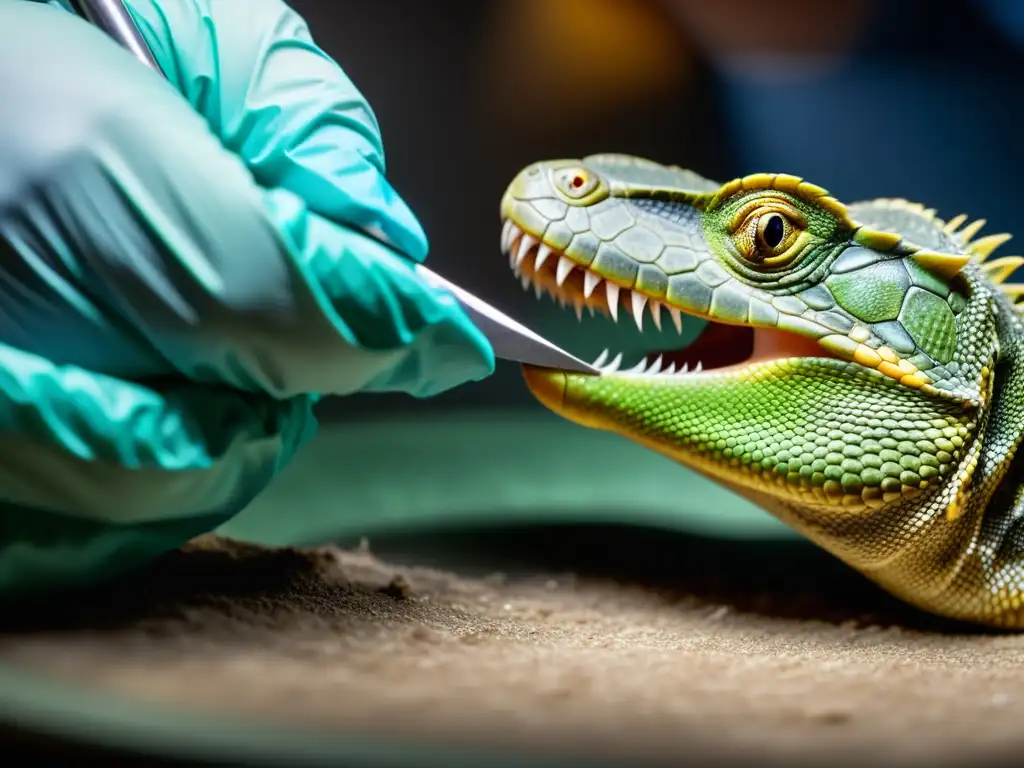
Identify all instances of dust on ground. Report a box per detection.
[0,529,1022,767]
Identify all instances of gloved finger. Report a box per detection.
[0,333,316,597]
[0,2,493,400]
[270,192,496,398]
[122,0,431,262]
[0,339,315,525]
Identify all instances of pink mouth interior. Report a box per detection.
[638,323,832,375]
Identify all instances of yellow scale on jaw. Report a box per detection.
[852,341,929,389]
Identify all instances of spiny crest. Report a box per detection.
[837,197,973,281]
[867,198,940,221]
[861,198,1023,299]
[870,198,1016,269]
[941,210,1024,301]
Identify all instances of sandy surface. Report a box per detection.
[0,528,1023,767]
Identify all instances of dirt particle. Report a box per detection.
[459,629,492,645]
[409,626,442,644]
[809,709,853,725]
[380,574,413,600]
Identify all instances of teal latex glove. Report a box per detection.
[0,0,494,595]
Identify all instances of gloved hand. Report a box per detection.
[0,0,494,595]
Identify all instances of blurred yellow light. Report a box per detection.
[478,0,692,131]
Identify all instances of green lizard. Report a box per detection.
[499,154,1024,628]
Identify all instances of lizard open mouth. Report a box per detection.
[501,219,828,377]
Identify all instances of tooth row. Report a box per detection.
[591,349,703,377]
[502,219,684,334]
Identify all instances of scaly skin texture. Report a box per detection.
[499,154,1024,628]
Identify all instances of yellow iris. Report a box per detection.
[729,197,809,266]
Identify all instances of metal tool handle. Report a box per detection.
[67,0,165,75]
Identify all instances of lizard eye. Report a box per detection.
[554,168,600,200]
[730,199,808,267]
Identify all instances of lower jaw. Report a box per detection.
[519,361,787,505]
[519,354,856,507]
[521,350,829,428]
[520,310,838,422]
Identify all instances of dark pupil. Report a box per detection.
[763,215,785,249]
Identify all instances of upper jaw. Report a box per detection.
[500,216,684,334]
[500,214,839,382]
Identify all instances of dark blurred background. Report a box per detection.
[294,0,1024,419]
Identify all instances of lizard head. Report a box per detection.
[501,154,1024,620]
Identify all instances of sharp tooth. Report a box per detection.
[534,283,544,300]
[556,255,575,286]
[678,362,689,375]
[583,270,602,298]
[501,220,516,252]
[649,301,663,331]
[593,349,610,367]
[574,298,584,321]
[693,361,703,373]
[664,362,676,375]
[535,244,553,271]
[587,305,596,317]
[605,352,624,372]
[631,291,647,331]
[515,234,537,269]
[507,228,524,255]
[510,242,522,268]
[668,307,683,334]
[606,282,620,322]
[647,354,664,375]
[520,274,530,290]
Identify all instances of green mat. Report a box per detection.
[224,408,791,545]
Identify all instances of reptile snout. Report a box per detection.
[521,365,568,416]
[504,161,559,207]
